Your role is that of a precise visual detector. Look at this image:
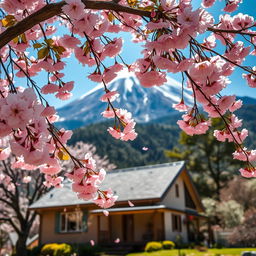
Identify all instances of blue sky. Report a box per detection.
[32,0,256,108]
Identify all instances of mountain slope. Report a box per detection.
[69,121,180,168]
[68,99,256,168]
[57,71,193,129]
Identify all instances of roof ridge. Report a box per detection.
[108,161,185,174]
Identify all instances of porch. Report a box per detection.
[91,206,165,245]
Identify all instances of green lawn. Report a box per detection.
[127,248,256,256]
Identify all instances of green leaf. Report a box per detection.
[1,15,16,27]
[37,47,49,59]
[57,148,70,161]
[53,46,66,55]
[33,43,42,49]
[45,38,54,45]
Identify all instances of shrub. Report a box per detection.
[73,244,102,256]
[28,245,43,256]
[145,241,163,252]
[162,240,175,249]
[40,243,72,256]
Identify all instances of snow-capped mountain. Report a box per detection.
[57,71,194,129]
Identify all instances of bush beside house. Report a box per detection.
[162,241,175,249]
[40,243,72,256]
[145,241,175,252]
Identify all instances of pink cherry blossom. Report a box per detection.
[136,71,167,87]
[41,106,56,117]
[223,0,242,12]
[101,108,115,118]
[22,176,32,183]
[55,91,72,100]
[173,100,189,112]
[60,35,81,48]
[243,69,256,88]
[101,38,123,59]
[233,148,256,162]
[239,167,256,178]
[114,238,120,244]
[103,210,109,217]
[107,127,122,139]
[41,83,59,94]
[128,200,134,207]
[100,91,119,102]
[0,147,11,160]
[202,0,216,8]
[62,0,85,20]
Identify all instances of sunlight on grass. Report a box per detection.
[127,248,256,256]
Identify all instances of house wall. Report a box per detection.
[164,211,188,243]
[161,175,188,243]
[161,176,185,210]
[40,209,98,244]
[109,215,122,241]
[133,212,164,242]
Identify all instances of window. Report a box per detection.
[60,211,83,232]
[175,184,179,198]
[172,214,182,232]
[184,182,196,209]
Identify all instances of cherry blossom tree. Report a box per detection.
[229,208,256,247]
[0,0,256,210]
[0,156,47,256]
[0,141,114,256]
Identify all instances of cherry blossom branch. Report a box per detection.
[193,40,256,76]
[0,0,150,49]
[209,27,256,37]
[172,49,252,166]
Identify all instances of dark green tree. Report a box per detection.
[165,118,240,200]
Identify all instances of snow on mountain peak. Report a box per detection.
[57,71,193,129]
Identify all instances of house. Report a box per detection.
[30,161,205,246]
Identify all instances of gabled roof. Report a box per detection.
[30,161,185,209]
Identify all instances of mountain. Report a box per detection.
[68,121,180,168]
[57,71,194,129]
[237,96,256,105]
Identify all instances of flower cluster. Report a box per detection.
[66,153,117,208]
[101,90,137,141]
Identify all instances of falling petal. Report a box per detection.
[103,210,109,216]
[128,200,134,207]
[114,238,120,243]
[142,147,148,151]
[90,240,95,246]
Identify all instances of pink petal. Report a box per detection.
[114,238,120,244]
[142,147,148,151]
[128,200,134,207]
[103,210,109,216]
[90,240,95,246]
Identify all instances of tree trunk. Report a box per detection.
[15,233,29,256]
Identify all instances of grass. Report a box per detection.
[127,248,256,256]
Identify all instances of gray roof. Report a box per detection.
[30,161,185,209]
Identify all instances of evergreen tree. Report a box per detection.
[166,118,240,200]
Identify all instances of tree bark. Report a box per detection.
[15,232,29,256]
[0,1,150,49]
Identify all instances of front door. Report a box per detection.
[122,214,134,243]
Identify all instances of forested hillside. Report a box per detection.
[68,104,256,169]
[69,122,180,168]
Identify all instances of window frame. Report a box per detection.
[175,184,179,198]
[59,211,83,233]
[172,214,182,232]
